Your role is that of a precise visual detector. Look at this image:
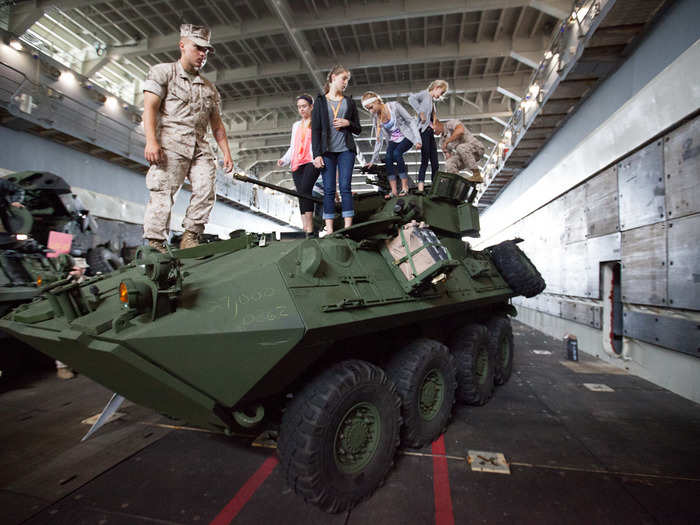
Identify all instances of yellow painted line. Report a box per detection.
[136,421,256,439]
[399,450,467,462]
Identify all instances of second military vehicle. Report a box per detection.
[0,171,545,512]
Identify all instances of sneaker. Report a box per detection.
[146,239,167,254]
[56,367,75,380]
[179,230,199,250]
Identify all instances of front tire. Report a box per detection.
[449,324,495,405]
[385,338,457,448]
[278,360,401,513]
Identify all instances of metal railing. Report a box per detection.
[0,59,301,228]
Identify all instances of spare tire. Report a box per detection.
[490,240,545,298]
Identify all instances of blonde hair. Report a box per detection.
[428,79,449,94]
[361,91,383,109]
[324,65,351,94]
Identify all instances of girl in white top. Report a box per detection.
[361,91,421,198]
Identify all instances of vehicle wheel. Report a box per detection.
[449,324,494,405]
[86,246,122,275]
[278,360,401,513]
[385,338,456,448]
[487,316,514,386]
[490,240,545,298]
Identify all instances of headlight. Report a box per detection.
[119,279,153,313]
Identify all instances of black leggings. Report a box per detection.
[418,127,439,182]
[292,162,320,214]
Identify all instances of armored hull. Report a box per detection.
[0,171,545,512]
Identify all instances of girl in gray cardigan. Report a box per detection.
[408,79,448,191]
[362,91,421,198]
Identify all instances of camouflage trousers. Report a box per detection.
[444,142,484,173]
[143,145,216,241]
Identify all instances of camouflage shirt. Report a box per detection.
[143,61,221,158]
[442,119,481,151]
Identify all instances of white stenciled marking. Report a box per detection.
[583,383,615,392]
[467,451,511,474]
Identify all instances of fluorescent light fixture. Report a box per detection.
[10,40,23,51]
[105,96,119,110]
[575,5,591,23]
[544,50,553,59]
[59,71,77,85]
[529,84,540,97]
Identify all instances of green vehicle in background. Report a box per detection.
[0,171,545,512]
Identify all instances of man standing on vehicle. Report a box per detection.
[142,24,233,252]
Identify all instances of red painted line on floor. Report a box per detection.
[432,435,455,525]
[209,456,279,525]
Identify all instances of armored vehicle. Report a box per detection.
[0,171,545,512]
[0,171,122,274]
[0,232,74,380]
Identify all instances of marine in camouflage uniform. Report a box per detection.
[142,24,233,251]
[438,119,485,182]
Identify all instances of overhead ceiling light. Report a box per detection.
[59,71,77,85]
[529,84,540,97]
[544,50,553,60]
[10,40,23,51]
[575,5,591,23]
[105,96,119,110]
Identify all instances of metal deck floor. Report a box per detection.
[2,321,699,524]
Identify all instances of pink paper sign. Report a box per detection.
[47,231,73,258]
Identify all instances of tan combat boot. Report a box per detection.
[466,168,483,183]
[179,230,199,250]
[146,239,167,254]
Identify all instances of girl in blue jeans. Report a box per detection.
[362,91,422,198]
[311,65,362,233]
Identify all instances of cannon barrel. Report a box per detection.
[232,172,323,204]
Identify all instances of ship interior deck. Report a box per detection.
[2,321,699,525]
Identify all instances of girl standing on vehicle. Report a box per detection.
[362,91,421,199]
[278,94,319,236]
[311,65,362,234]
[408,79,448,192]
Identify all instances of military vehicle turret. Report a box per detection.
[0,171,545,512]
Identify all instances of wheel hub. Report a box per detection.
[501,337,511,364]
[334,402,381,474]
[476,348,489,385]
[419,369,445,421]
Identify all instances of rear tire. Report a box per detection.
[278,360,401,513]
[490,240,545,298]
[487,316,514,386]
[385,338,457,448]
[449,324,494,405]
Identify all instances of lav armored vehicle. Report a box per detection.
[0,171,544,512]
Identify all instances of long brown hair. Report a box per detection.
[324,64,350,94]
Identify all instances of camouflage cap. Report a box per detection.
[180,24,215,54]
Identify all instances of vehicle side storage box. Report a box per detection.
[381,221,456,293]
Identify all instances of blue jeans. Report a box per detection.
[385,138,413,180]
[321,150,355,219]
